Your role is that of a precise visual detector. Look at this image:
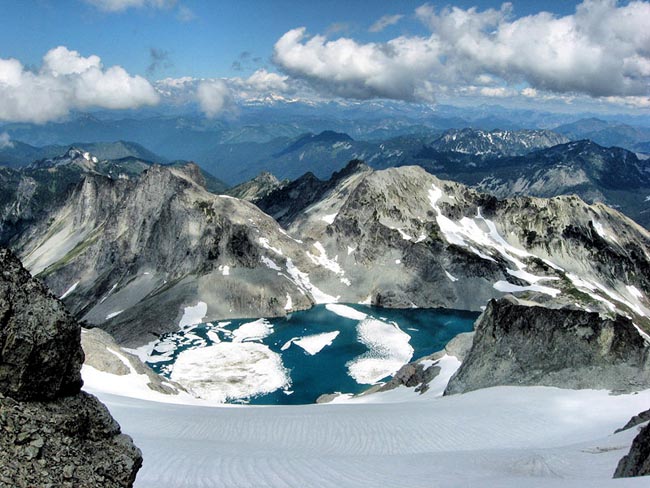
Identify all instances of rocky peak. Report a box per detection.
[226,171,285,203]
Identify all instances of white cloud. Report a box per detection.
[0,132,13,149]
[273,1,650,104]
[273,27,443,101]
[84,0,176,12]
[196,80,235,117]
[369,14,404,33]
[0,46,159,123]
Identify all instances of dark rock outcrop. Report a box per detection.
[445,298,650,395]
[614,422,650,478]
[0,248,83,401]
[615,408,650,433]
[0,248,142,487]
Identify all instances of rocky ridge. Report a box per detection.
[0,247,141,487]
[444,298,650,395]
[11,159,650,348]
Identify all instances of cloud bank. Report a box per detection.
[0,46,159,123]
[273,0,650,104]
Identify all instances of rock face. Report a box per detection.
[0,247,142,487]
[0,248,83,401]
[614,422,650,478]
[81,327,185,396]
[445,298,650,395]
[13,164,329,345]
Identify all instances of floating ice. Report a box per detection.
[170,342,290,403]
[347,318,414,385]
[326,303,368,320]
[178,302,208,328]
[232,319,273,342]
[293,331,340,355]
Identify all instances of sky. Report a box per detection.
[0,0,648,123]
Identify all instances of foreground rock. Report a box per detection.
[82,327,185,396]
[445,298,650,395]
[0,248,142,487]
[614,421,650,478]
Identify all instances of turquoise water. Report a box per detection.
[147,304,478,405]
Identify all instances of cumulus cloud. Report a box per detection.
[369,14,404,33]
[0,46,159,123]
[196,80,235,117]
[273,0,650,103]
[84,0,176,12]
[273,27,443,101]
[0,132,13,149]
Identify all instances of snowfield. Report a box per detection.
[84,370,650,487]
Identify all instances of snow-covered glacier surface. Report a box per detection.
[88,383,650,488]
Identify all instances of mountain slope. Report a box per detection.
[428,140,650,228]
[12,164,342,346]
[9,160,650,348]
[0,148,227,245]
[260,162,650,330]
[427,128,568,156]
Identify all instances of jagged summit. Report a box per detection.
[226,171,286,202]
[28,146,100,170]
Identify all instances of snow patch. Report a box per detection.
[284,294,293,311]
[258,237,283,255]
[60,281,79,299]
[285,258,338,304]
[105,310,124,320]
[444,270,458,282]
[494,281,561,297]
[321,213,337,225]
[261,256,281,271]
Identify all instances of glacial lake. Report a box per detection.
[146,304,478,405]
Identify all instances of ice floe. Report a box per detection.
[285,331,341,355]
[347,318,414,384]
[178,302,208,328]
[170,342,290,403]
[326,303,368,320]
[231,318,273,342]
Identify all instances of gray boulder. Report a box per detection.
[445,298,650,395]
[0,247,142,487]
[0,247,83,401]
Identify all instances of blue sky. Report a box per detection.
[0,0,648,122]
[1,0,584,79]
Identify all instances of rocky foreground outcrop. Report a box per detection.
[614,421,650,478]
[0,248,142,487]
[445,298,650,395]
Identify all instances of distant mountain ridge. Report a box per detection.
[0,139,167,169]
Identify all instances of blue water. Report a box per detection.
[147,304,477,405]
